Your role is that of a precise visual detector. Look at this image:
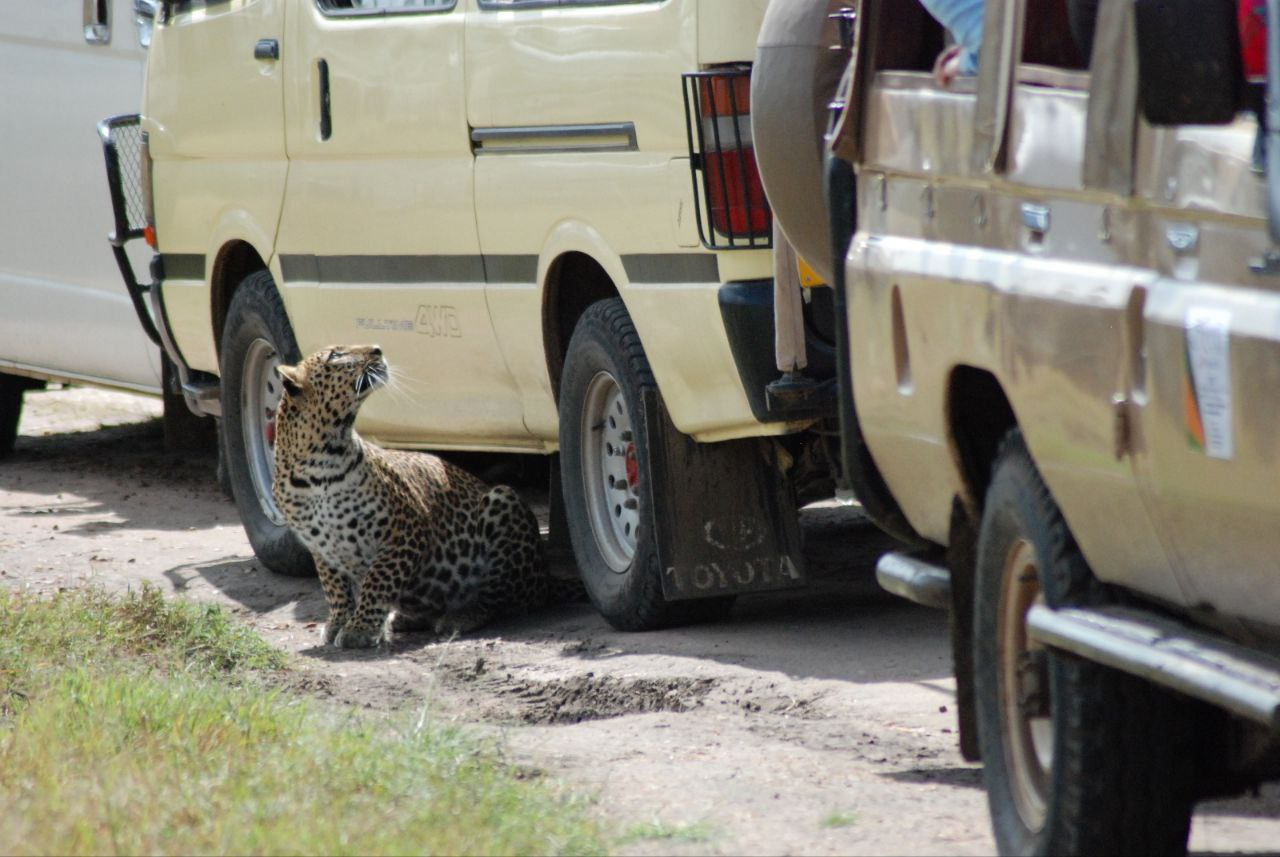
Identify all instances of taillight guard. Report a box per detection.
[682,66,773,251]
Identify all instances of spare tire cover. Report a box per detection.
[751,0,848,283]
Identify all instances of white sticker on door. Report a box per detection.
[1184,306,1233,460]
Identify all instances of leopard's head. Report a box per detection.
[275,345,388,439]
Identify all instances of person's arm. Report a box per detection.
[919,0,985,75]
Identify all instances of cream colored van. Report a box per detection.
[754,1,1280,854]
[122,0,851,630]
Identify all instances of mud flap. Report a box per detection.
[642,390,806,600]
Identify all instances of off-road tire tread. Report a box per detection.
[976,429,1194,856]
[220,271,314,578]
[561,298,730,631]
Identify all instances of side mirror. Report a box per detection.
[1133,0,1244,125]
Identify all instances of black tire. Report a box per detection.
[974,430,1196,856]
[0,372,28,459]
[559,298,729,630]
[220,271,314,578]
[161,355,217,453]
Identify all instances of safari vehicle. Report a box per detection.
[101,0,854,631]
[0,0,194,455]
[753,0,1280,853]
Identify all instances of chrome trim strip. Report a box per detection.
[471,122,638,155]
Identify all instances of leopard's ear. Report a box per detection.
[277,364,307,399]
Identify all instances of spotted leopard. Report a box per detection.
[271,345,548,648]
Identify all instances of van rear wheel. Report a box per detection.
[974,430,1196,856]
[220,271,314,578]
[559,298,732,630]
[559,299,668,630]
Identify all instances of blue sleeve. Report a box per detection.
[918,0,985,72]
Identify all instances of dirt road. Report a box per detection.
[3,386,1277,855]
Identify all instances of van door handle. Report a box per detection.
[254,38,279,61]
[317,58,332,141]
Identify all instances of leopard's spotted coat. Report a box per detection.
[271,345,547,648]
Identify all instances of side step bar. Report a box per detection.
[876,551,951,610]
[182,377,222,417]
[1028,604,1280,730]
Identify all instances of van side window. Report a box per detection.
[317,0,454,13]
[476,0,655,8]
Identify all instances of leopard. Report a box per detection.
[271,344,550,649]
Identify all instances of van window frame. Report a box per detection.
[475,0,661,10]
[315,0,458,18]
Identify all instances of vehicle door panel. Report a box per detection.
[464,0,699,441]
[1129,122,1280,627]
[146,0,289,375]
[277,0,530,446]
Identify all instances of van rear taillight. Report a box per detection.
[682,66,772,250]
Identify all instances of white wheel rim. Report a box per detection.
[240,337,285,527]
[998,538,1053,833]
[581,370,640,572]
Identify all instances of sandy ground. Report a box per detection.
[2,385,1277,855]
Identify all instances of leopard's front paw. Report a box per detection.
[322,609,351,645]
[333,625,385,649]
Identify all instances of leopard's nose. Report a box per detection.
[371,346,382,359]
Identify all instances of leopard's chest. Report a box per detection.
[279,474,390,572]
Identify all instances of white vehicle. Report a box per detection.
[0,0,181,454]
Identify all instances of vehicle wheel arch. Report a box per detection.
[946,364,1019,521]
[541,250,620,404]
[210,239,272,357]
[944,365,1019,764]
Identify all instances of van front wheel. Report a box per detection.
[220,271,314,578]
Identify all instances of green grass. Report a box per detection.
[0,586,604,855]
[618,819,715,846]
[819,809,858,829]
